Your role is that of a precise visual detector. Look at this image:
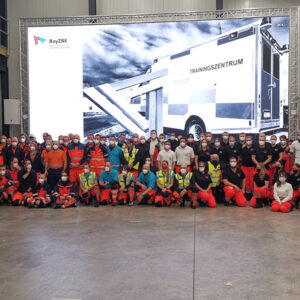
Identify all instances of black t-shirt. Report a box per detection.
[210,147,225,163]
[288,172,300,189]
[270,145,283,162]
[194,171,212,189]
[240,146,255,167]
[195,149,211,163]
[253,146,272,168]
[224,145,240,163]
[222,167,245,189]
[254,173,269,187]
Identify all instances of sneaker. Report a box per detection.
[128,202,133,206]
[112,203,117,206]
[224,201,230,206]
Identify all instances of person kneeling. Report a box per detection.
[27,174,51,208]
[271,170,293,213]
[118,166,135,206]
[52,171,77,209]
[99,162,119,206]
[135,164,157,205]
[193,161,216,208]
[155,160,174,207]
[0,164,13,205]
[222,157,247,207]
[173,164,195,208]
[79,163,101,207]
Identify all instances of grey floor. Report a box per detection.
[0,203,300,300]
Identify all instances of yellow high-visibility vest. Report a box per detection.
[175,172,192,189]
[124,147,139,170]
[208,161,221,187]
[156,170,174,187]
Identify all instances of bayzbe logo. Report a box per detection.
[34,36,46,45]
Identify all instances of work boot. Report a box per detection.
[180,200,185,208]
[224,200,230,206]
[94,200,99,207]
[112,202,117,206]
[253,198,263,208]
[128,201,133,207]
[263,198,269,206]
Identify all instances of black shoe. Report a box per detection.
[112,203,117,206]
[263,198,269,206]
[224,201,230,206]
[180,201,185,208]
[191,205,196,209]
[199,201,205,207]
[94,201,99,207]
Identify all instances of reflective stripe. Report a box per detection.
[90,166,105,169]
[208,161,221,187]
[156,170,174,187]
[90,158,104,161]
[175,172,192,189]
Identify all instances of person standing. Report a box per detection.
[175,137,195,173]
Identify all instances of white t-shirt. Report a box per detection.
[157,149,176,169]
[149,139,158,155]
[175,145,195,166]
[290,140,300,164]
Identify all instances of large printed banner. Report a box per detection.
[28,17,289,141]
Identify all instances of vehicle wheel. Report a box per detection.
[185,116,206,140]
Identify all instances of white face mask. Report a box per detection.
[13,163,18,168]
[271,140,276,145]
[240,137,245,142]
[202,143,207,147]
[12,142,17,147]
[46,145,51,151]
[246,141,252,146]
[59,140,64,144]
[142,169,149,174]
[215,142,220,147]
[151,134,156,139]
[53,145,58,150]
[259,141,265,146]
[140,139,146,144]
[180,142,186,147]
[39,179,44,184]
[94,139,100,144]
[1,139,6,143]
[61,176,68,182]
[109,141,115,146]
[206,137,212,142]
[279,177,286,183]
[27,164,32,170]
[170,136,176,140]
[20,138,25,143]
[164,145,170,150]
[229,142,235,147]
[199,167,205,172]
[188,138,193,142]
[133,138,138,142]
[100,140,106,145]
[122,171,127,176]
[73,139,79,144]
[145,161,151,165]
[281,140,286,145]
[64,142,69,147]
[159,138,164,143]
[88,139,93,144]
[181,168,187,174]
[223,135,229,140]
[30,146,36,151]
[199,137,204,141]
[84,168,89,173]
[105,166,110,172]
[0,170,5,176]
[230,162,237,168]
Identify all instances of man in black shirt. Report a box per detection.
[252,136,272,172]
[288,163,300,208]
[222,157,246,207]
[223,136,240,164]
[168,132,180,151]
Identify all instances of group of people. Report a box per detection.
[0,129,299,212]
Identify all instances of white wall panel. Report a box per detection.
[224,0,300,9]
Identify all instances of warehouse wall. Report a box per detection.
[224,0,300,9]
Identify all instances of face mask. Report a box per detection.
[206,137,212,142]
[30,146,36,151]
[64,142,69,147]
[0,170,5,176]
[259,141,265,146]
[164,145,170,150]
[61,176,67,182]
[133,138,138,142]
[88,139,93,144]
[181,168,187,174]
[27,164,32,170]
[151,134,156,139]
[230,162,237,168]
[240,137,245,142]
[13,163,18,168]
[180,142,186,147]
[100,141,106,145]
[279,177,286,183]
[215,142,220,147]
[122,171,127,176]
[188,138,193,143]
[162,165,168,170]
[39,179,44,184]
[159,138,164,143]
[105,166,110,172]
[53,145,58,150]
[145,161,151,165]
[170,136,176,140]
[246,141,252,146]
[281,141,286,145]
[46,146,51,151]
[229,142,235,147]
[202,143,207,147]
[199,167,205,172]
[271,140,276,145]
[212,160,219,166]
[94,139,100,144]
[1,139,6,143]
[59,140,64,144]
[140,139,146,144]
[223,136,229,140]
[142,169,149,174]
[199,137,204,141]
[12,142,17,147]
[109,141,115,146]
[20,138,25,143]
[84,168,89,173]
[73,139,79,144]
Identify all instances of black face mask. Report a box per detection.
[212,160,219,166]
[257,169,261,172]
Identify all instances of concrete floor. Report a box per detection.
[0,204,300,300]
